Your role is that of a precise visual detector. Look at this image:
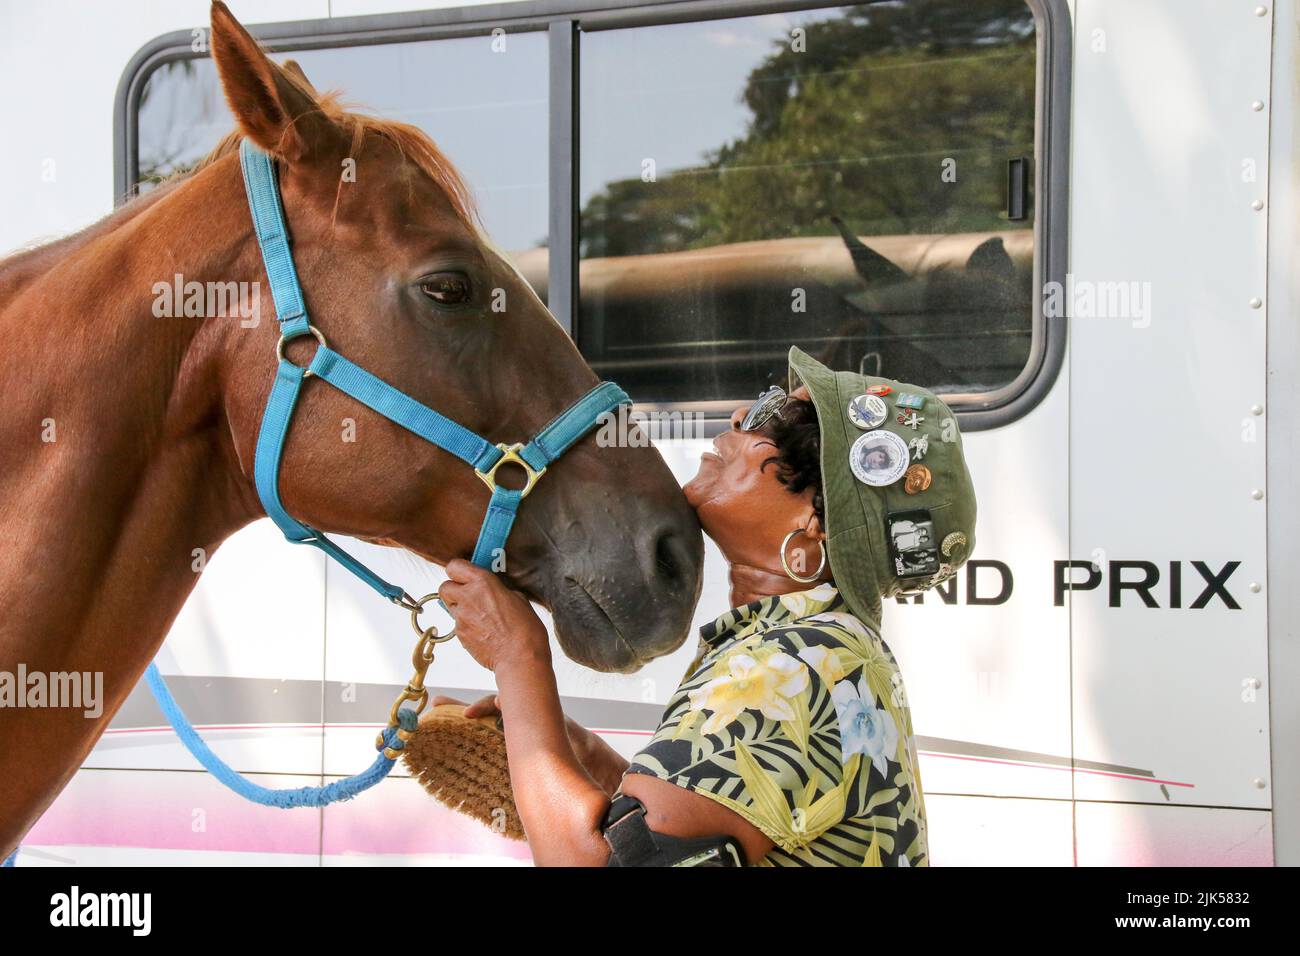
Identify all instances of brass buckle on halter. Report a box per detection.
[476,442,547,498]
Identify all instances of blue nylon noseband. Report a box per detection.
[131,139,630,817]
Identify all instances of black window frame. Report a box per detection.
[114,0,1070,432]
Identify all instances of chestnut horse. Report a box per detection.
[0,2,702,857]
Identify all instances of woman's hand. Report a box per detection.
[437,559,551,673]
[430,693,503,719]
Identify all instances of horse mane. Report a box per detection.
[192,89,479,227]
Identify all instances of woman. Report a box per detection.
[436,347,976,866]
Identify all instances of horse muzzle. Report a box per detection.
[526,498,705,674]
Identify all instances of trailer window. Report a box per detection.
[135,33,549,299]
[578,0,1039,405]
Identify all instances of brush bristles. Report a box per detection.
[401,703,525,841]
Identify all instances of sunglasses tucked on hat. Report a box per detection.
[784,346,977,632]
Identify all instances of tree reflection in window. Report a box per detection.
[578,0,1039,403]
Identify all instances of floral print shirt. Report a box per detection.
[624,584,929,866]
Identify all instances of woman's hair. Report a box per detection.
[760,397,825,522]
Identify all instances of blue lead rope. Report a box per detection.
[145,663,416,808]
[2,682,419,868]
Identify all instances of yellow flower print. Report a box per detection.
[779,591,809,618]
[777,584,836,620]
[797,644,846,688]
[688,646,809,736]
[804,583,839,603]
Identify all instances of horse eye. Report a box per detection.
[419,273,472,307]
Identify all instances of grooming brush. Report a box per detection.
[401,703,525,841]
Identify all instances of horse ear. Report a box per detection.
[209,1,330,160]
[282,60,317,95]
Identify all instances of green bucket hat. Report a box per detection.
[787,347,977,632]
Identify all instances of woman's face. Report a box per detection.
[684,404,820,567]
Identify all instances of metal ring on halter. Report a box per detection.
[780,527,827,584]
[406,591,458,644]
[276,324,328,378]
[476,442,547,498]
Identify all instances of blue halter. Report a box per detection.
[127,140,629,818]
[241,139,628,602]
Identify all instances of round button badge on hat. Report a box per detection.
[849,430,910,486]
[847,394,888,430]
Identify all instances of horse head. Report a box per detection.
[206,2,703,671]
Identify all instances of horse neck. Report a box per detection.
[0,153,262,680]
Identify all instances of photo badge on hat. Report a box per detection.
[849,430,910,487]
[847,393,888,430]
[887,509,941,579]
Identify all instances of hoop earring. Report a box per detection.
[780,528,827,584]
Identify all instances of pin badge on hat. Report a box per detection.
[904,463,932,494]
[887,509,941,579]
[847,394,888,430]
[897,411,925,430]
[896,392,926,410]
[849,430,910,487]
[866,384,892,397]
[909,435,929,460]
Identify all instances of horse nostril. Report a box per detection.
[653,528,688,587]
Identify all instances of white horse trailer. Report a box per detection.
[0,0,1294,866]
